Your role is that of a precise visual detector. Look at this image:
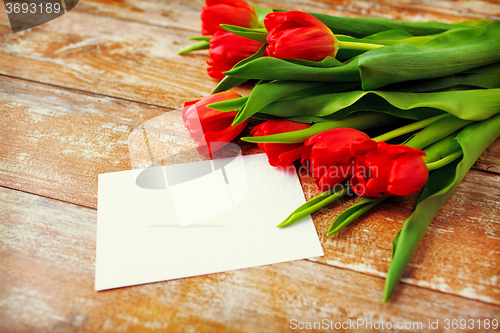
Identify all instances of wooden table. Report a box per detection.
[1,0,499,332]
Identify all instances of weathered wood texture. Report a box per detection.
[1,0,500,331]
[0,76,182,208]
[64,0,500,31]
[0,9,216,108]
[2,186,499,333]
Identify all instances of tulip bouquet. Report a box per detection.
[179,0,500,302]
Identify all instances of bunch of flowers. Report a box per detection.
[179,0,500,302]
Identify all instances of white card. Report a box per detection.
[95,153,324,291]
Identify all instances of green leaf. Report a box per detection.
[212,76,249,94]
[232,81,358,125]
[232,81,326,125]
[207,96,248,112]
[390,62,500,92]
[335,33,433,60]
[288,10,492,37]
[363,30,415,40]
[253,5,273,26]
[285,56,343,68]
[359,22,500,89]
[212,44,267,94]
[249,114,327,123]
[178,41,210,55]
[258,89,500,122]
[224,56,361,82]
[242,112,400,143]
[327,198,386,235]
[220,24,268,43]
[383,113,500,302]
[423,134,462,163]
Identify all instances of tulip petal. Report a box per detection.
[378,141,426,157]
[208,31,264,79]
[198,120,248,155]
[202,0,258,35]
[350,138,377,157]
[275,146,306,166]
[316,164,355,191]
[306,128,369,167]
[264,11,332,34]
[264,11,338,62]
[182,100,200,122]
[387,153,429,196]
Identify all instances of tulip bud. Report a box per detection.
[182,91,248,155]
[250,120,311,167]
[264,11,339,62]
[208,31,264,80]
[302,128,370,191]
[201,0,259,36]
[350,139,429,197]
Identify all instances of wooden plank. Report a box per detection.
[74,0,500,32]
[0,9,217,108]
[1,186,499,333]
[474,140,500,174]
[0,76,179,208]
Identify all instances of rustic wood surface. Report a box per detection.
[1,0,499,332]
[2,186,500,333]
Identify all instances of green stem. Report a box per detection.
[337,40,384,52]
[426,151,463,171]
[423,133,462,163]
[372,114,447,142]
[188,36,211,41]
[405,115,474,150]
[277,186,350,227]
[178,41,210,55]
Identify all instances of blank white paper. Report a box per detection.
[95,153,324,291]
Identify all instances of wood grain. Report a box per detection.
[74,0,500,32]
[0,9,217,108]
[0,76,169,208]
[1,0,500,331]
[1,186,499,333]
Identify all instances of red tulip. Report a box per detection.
[302,128,370,191]
[207,31,264,80]
[350,139,429,197]
[250,120,311,167]
[182,91,248,155]
[201,0,259,36]
[264,11,338,62]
